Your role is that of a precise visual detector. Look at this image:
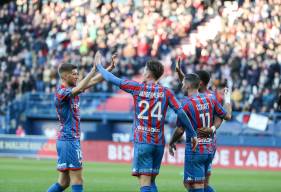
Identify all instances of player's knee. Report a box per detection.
[139,175,151,186]
[69,170,83,185]
[184,182,204,190]
[71,177,83,185]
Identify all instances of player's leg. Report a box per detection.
[139,175,152,192]
[204,154,215,192]
[58,171,71,188]
[150,145,165,192]
[183,152,207,192]
[47,171,70,192]
[132,143,154,192]
[68,140,83,192]
[48,140,71,192]
[204,166,215,192]
[69,169,83,192]
[150,175,157,192]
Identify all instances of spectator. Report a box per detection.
[15,124,25,137]
[0,0,280,115]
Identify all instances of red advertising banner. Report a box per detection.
[81,141,281,171]
[2,135,280,171]
[33,140,281,171]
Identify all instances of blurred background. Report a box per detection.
[0,0,281,191]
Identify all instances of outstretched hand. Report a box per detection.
[169,143,177,156]
[94,51,102,66]
[110,54,117,69]
[224,87,232,104]
[175,57,182,72]
[175,57,185,81]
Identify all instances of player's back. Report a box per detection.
[120,80,180,145]
[180,93,226,154]
[55,85,81,140]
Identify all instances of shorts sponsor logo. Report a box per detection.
[57,163,66,168]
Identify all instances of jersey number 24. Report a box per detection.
[137,100,163,121]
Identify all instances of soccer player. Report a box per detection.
[95,51,198,192]
[47,53,116,192]
[169,73,232,192]
[176,59,232,192]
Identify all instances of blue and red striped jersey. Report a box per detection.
[205,90,223,105]
[204,89,224,149]
[120,80,181,145]
[55,85,80,140]
[177,93,226,154]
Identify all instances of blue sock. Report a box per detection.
[205,185,215,192]
[47,183,63,192]
[188,189,204,192]
[151,181,158,192]
[140,186,151,192]
[72,184,83,192]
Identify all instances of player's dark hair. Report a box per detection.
[146,60,164,80]
[58,64,77,75]
[196,70,210,86]
[184,73,200,89]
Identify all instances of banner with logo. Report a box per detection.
[0,135,281,171]
[83,141,281,171]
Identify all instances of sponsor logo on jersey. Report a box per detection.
[136,125,160,133]
[198,138,212,144]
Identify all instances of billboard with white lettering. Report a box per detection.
[83,142,281,171]
[0,136,281,171]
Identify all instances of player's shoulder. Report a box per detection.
[122,79,142,87]
[56,85,71,91]
[158,85,173,95]
[124,79,139,84]
[204,90,215,97]
[203,90,216,100]
[181,96,191,104]
[55,85,73,99]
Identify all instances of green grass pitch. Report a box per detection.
[0,157,280,192]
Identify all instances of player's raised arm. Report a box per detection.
[84,54,117,89]
[175,57,185,82]
[212,95,231,121]
[71,60,96,96]
[95,52,123,86]
[222,87,232,120]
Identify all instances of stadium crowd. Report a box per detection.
[0,0,280,115]
[194,0,281,113]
